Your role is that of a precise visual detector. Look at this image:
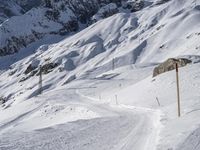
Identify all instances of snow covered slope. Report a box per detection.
[0,0,200,149]
[0,0,41,23]
[0,0,127,56]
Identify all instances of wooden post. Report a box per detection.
[156,97,160,106]
[39,65,42,94]
[175,63,181,117]
[112,58,115,70]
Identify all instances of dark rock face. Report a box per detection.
[42,0,122,24]
[41,63,58,74]
[15,0,42,11]
[59,20,79,35]
[123,0,144,12]
[20,62,58,82]
[0,96,7,105]
[91,3,119,22]
[153,58,192,77]
[0,32,44,56]
[24,64,37,74]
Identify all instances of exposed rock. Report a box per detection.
[124,0,145,12]
[45,9,60,21]
[41,62,58,74]
[44,0,53,8]
[92,3,119,22]
[153,58,192,77]
[0,96,7,105]
[20,61,58,82]
[59,19,79,35]
[24,64,37,74]
[0,32,44,56]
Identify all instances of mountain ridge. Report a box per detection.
[0,0,144,56]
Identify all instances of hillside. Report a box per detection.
[0,0,200,149]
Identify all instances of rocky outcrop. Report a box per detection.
[123,0,144,12]
[20,62,58,82]
[92,3,119,22]
[41,62,58,74]
[0,96,7,105]
[153,58,192,77]
[0,31,44,56]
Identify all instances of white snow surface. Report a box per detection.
[0,0,200,149]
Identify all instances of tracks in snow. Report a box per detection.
[0,89,162,150]
[77,89,162,150]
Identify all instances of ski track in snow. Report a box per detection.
[77,89,162,150]
[0,88,161,150]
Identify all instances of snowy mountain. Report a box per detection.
[0,0,41,23]
[0,0,200,150]
[0,0,132,56]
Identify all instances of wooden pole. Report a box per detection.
[175,63,181,117]
[112,58,115,70]
[39,65,42,94]
[156,97,160,106]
